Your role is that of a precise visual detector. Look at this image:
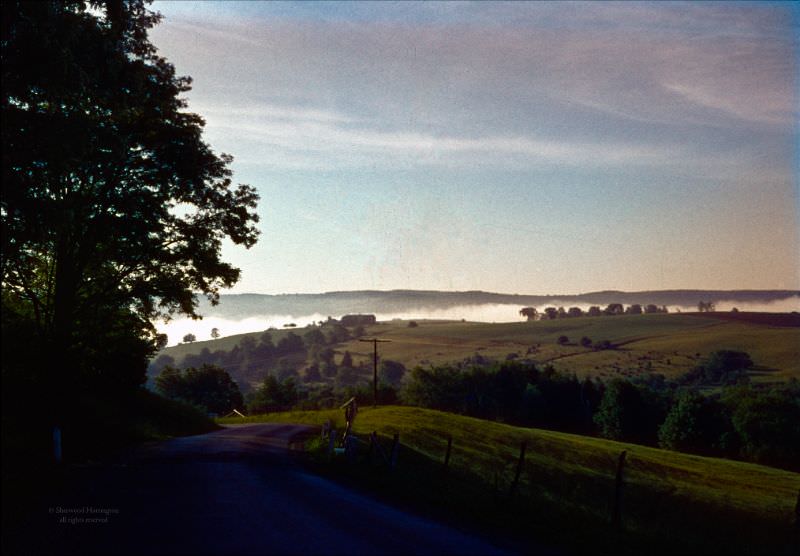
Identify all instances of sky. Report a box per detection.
[148,0,800,296]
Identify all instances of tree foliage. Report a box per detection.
[154,364,243,415]
[246,375,298,413]
[1,0,259,411]
[658,390,733,455]
[519,307,538,321]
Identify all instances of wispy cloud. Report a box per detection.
[196,102,671,169]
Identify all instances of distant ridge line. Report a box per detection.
[197,289,798,320]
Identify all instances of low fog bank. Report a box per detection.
[155,298,799,346]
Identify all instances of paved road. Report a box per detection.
[8,424,513,555]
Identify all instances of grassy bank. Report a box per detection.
[220,406,800,554]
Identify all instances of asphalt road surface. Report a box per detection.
[8,424,513,555]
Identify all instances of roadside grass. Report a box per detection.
[220,405,800,554]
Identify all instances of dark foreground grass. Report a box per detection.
[222,406,800,555]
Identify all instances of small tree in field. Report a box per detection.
[557,335,569,345]
[183,333,197,343]
[211,328,221,339]
[519,307,538,321]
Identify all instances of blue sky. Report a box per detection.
[148,1,799,295]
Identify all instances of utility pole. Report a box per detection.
[359,337,391,407]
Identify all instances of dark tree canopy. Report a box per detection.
[154,364,243,415]
[1,1,259,400]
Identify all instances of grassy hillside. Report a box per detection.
[155,313,800,387]
[343,314,800,383]
[220,406,800,554]
[157,326,304,363]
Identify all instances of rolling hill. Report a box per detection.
[152,312,800,388]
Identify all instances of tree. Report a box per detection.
[324,322,351,344]
[340,350,354,368]
[276,332,304,355]
[698,301,715,313]
[693,350,753,385]
[593,379,648,442]
[211,328,220,339]
[644,304,659,314]
[247,374,298,413]
[567,307,583,318]
[1,1,259,415]
[302,327,325,347]
[604,303,624,316]
[542,307,558,320]
[303,364,322,383]
[580,336,592,348]
[587,306,602,317]
[155,364,243,415]
[557,335,569,345]
[658,390,732,455]
[379,360,406,386]
[594,339,613,350]
[183,333,197,344]
[724,383,800,468]
[519,307,538,321]
[626,304,643,315]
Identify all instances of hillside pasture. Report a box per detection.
[349,314,799,383]
[154,313,800,386]
[220,406,800,554]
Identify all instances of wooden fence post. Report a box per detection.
[389,433,400,470]
[508,441,527,496]
[443,435,453,472]
[612,450,627,531]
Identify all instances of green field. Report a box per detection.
[340,313,800,383]
[220,406,800,554]
[157,313,800,388]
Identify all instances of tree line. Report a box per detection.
[152,320,407,414]
[401,353,799,471]
[519,303,669,321]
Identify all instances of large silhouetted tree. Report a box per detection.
[2,1,259,416]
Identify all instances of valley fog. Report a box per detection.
[156,298,800,346]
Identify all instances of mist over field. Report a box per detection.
[156,295,800,346]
